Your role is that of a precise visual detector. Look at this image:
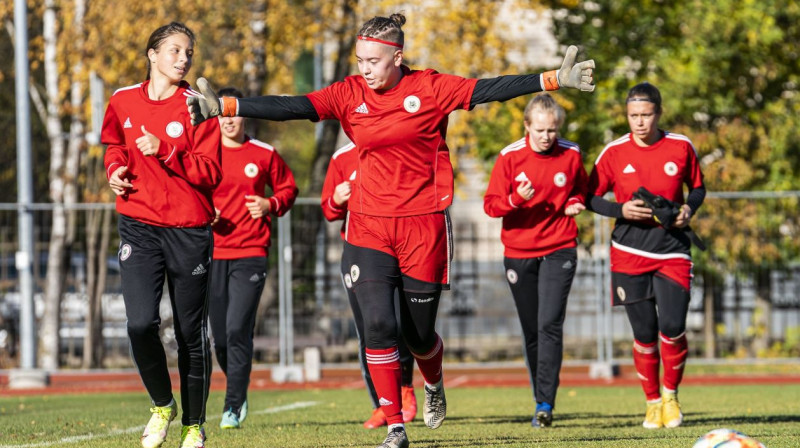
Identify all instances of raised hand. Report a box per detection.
[136,126,160,156]
[557,45,596,92]
[186,77,221,125]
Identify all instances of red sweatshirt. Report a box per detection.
[320,142,357,226]
[102,80,222,227]
[484,137,588,258]
[212,137,298,259]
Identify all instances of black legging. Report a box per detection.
[344,243,441,354]
[624,275,691,343]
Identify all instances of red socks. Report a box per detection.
[660,332,688,392]
[365,347,403,425]
[412,334,443,385]
[633,339,661,401]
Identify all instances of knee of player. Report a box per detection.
[126,319,160,339]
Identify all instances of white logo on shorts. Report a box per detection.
[119,244,132,261]
[166,121,184,138]
[403,95,421,113]
[344,273,353,289]
[244,163,259,178]
[617,286,626,302]
[554,172,567,187]
[664,161,678,176]
[350,265,360,283]
[506,269,518,284]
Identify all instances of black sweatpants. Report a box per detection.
[118,215,212,426]
[342,256,414,409]
[504,247,577,408]
[208,256,267,414]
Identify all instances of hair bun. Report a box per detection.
[389,13,406,27]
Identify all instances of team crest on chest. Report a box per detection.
[403,95,421,113]
[553,172,567,187]
[664,161,678,176]
[244,163,259,178]
[166,121,184,138]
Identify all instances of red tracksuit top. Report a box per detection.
[212,137,298,259]
[307,66,477,217]
[484,137,588,258]
[588,131,704,258]
[102,80,222,227]
[320,142,358,239]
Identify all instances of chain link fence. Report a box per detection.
[1,193,799,369]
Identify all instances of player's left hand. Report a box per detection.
[245,195,271,219]
[558,45,595,92]
[136,126,160,156]
[565,202,586,217]
[673,204,692,228]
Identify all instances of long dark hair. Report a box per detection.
[144,22,196,80]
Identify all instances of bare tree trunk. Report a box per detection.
[39,0,66,371]
[40,0,86,370]
[290,0,356,314]
[244,0,267,138]
[83,207,110,368]
[702,270,716,359]
[751,267,772,356]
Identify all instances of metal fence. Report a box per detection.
[1,192,799,370]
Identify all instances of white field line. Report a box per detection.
[0,401,319,448]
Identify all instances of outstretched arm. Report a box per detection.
[470,45,595,108]
[187,77,319,125]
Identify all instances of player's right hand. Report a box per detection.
[333,181,352,205]
[109,166,133,196]
[622,199,653,221]
[516,180,535,201]
[187,77,221,125]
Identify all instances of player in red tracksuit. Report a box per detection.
[188,13,595,448]
[483,93,587,429]
[208,87,298,430]
[321,142,418,429]
[101,22,220,448]
[587,82,705,430]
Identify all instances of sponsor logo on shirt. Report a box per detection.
[664,161,678,176]
[506,269,518,284]
[119,244,132,261]
[623,164,636,174]
[554,172,567,187]
[244,163,259,178]
[166,121,184,138]
[123,117,132,129]
[354,102,369,114]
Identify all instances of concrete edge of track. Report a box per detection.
[2,361,799,396]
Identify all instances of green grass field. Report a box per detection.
[1,384,798,448]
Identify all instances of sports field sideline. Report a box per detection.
[1,362,799,447]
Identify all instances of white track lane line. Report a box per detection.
[0,401,319,448]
